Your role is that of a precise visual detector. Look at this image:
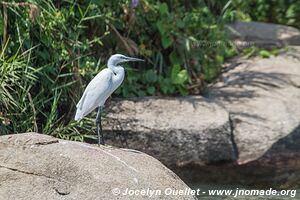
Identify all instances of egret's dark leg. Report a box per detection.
[96,107,104,145]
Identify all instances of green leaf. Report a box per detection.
[169,51,180,65]
[159,3,169,15]
[160,81,169,94]
[159,78,174,94]
[144,70,157,83]
[137,91,146,97]
[176,20,184,29]
[171,65,188,84]
[243,47,257,58]
[156,21,165,35]
[78,5,84,18]
[176,70,188,84]
[259,49,271,58]
[171,64,180,81]
[286,5,296,18]
[147,86,156,95]
[162,35,173,49]
[178,85,188,96]
[271,48,279,56]
[216,55,224,64]
[225,48,238,58]
[204,64,218,82]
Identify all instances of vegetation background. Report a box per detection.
[1,0,300,140]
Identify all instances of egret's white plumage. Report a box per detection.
[75,54,143,121]
[75,68,113,120]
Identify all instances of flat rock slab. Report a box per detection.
[0,133,196,200]
[226,21,300,48]
[104,97,235,167]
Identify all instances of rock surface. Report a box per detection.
[0,133,196,200]
[185,48,300,188]
[209,50,300,165]
[226,21,300,48]
[104,47,300,188]
[103,96,235,167]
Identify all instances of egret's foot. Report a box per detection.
[98,137,105,145]
[97,131,105,145]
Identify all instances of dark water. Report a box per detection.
[188,182,300,200]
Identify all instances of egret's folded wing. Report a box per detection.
[75,69,113,120]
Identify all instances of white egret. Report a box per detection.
[75,54,144,145]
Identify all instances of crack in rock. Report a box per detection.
[0,164,71,195]
[229,114,239,161]
[34,140,59,145]
[0,165,54,180]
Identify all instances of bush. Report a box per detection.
[223,0,300,28]
[0,0,233,138]
[0,47,38,134]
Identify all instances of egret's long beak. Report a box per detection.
[126,56,144,62]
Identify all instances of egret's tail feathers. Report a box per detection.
[75,102,97,121]
[76,91,87,110]
[75,109,83,121]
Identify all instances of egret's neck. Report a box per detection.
[108,63,124,74]
[109,66,123,75]
[108,64,125,91]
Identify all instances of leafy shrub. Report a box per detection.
[223,0,300,28]
[0,47,38,134]
[0,0,233,138]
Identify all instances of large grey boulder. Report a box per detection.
[0,133,196,200]
[174,49,300,188]
[103,97,236,167]
[226,21,300,48]
[209,50,300,165]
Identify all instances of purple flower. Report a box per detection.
[131,0,139,8]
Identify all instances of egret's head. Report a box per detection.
[107,54,144,67]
